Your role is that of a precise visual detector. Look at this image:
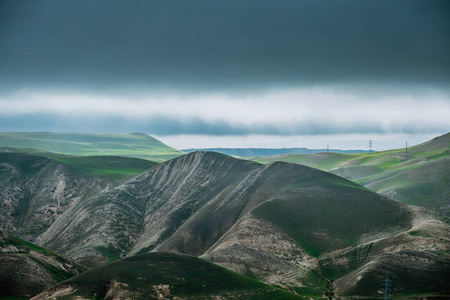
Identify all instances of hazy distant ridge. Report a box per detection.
[182,147,369,157]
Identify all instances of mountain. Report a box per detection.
[254,132,450,216]
[0,230,86,299]
[31,151,450,298]
[0,132,184,161]
[31,252,304,300]
[183,147,368,157]
[1,143,449,298]
[0,150,157,241]
[37,151,261,266]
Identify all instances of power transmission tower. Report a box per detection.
[405,141,408,160]
[384,274,392,300]
[369,138,373,153]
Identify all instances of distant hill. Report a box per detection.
[0,231,86,299]
[0,132,184,162]
[183,147,369,157]
[254,132,450,216]
[32,252,303,300]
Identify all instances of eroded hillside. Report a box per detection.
[32,151,450,298]
[0,152,114,240]
[1,146,449,298]
[0,231,86,299]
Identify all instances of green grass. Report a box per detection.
[5,234,56,256]
[47,154,159,181]
[254,152,363,171]
[58,252,305,299]
[292,286,324,298]
[255,133,449,173]
[0,132,184,162]
[252,132,450,215]
[253,188,412,257]
[28,255,75,282]
[295,270,330,297]
[408,230,421,237]
[93,245,122,263]
[0,150,158,181]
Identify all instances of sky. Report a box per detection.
[1,0,449,150]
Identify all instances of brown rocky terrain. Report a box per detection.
[0,152,114,241]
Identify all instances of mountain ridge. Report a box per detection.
[0,132,184,162]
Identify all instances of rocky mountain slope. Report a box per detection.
[0,150,156,241]
[33,151,450,298]
[254,132,450,216]
[0,230,86,299]
[38,151,261,266]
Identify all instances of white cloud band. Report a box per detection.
[1,86,449,136]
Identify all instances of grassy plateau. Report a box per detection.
[0,132,184,162]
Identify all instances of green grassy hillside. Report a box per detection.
[255,152,362,170]
[45,153,158,181]
[0,132,184,162]
[252,189,411,257]
[0,231,86,299]
[1,149,159,181]
[253,132,450,215]
[32,252,304,300]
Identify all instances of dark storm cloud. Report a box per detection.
[1,0,449,93]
